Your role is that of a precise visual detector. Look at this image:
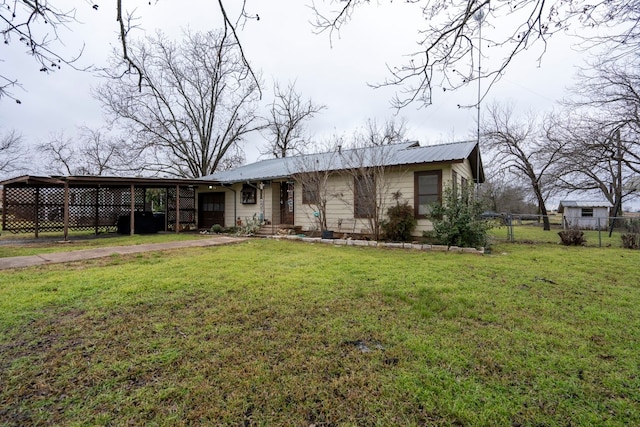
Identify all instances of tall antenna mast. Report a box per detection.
[474,6,485,197]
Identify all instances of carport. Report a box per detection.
[0,175,216,239]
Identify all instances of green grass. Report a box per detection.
[1,239,639,425]
[489,222,625,247]
[0,232,212,258]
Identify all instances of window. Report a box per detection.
[354,174,375,218]
[302,182,320,205]
[452,170,458,194]
[241,184,256,204]
[581,208,594,217]
[414,170,442,218]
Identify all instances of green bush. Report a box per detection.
[425,184,490,248]
[382,201,417,242]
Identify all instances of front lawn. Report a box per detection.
[1,240,639,425]
[0,232,213,258]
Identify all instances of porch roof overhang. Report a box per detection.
[0,175,220,188]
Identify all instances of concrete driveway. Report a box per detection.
[0,236,247,270]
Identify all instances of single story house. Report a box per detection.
[196,140,484,237]
[558,200,613,230]
[0,141,484,239]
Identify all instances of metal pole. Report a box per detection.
[475,7,483,198]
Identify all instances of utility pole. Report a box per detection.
[475,6,484,198]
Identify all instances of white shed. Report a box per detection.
[558,200,612,230]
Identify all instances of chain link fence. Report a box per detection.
[488,213,640,248]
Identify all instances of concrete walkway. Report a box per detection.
[0,236,247,270]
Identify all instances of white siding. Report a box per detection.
[562,206,609,230]
[197,158,476,236]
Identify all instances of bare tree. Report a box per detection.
[38,127,130,176]
[4,0,638,109]
[261,81,326,158]
[0,2,84,101]
[481,103,563,230]
[312,0,640,108]
[0,130,25,175]
[1,1,259,102]
[568,58,640,138]
[338,139,400,240]
[550,57,640,215]
[548,116,638,217]
[291,146,339,231]
[479,168,538,214]
[356,117,408,146]
[96,29,261,178]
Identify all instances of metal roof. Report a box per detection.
[0,175,217,188]
[202,140,484,183]
[558,200,613,212]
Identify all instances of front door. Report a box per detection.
[199,192,225,229]
[280,182,294,225]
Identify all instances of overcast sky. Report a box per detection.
[0,0,591,174]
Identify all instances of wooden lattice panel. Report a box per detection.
[2,185,145,234]
[167,186,196,229]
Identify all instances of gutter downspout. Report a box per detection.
[221,183,236,228]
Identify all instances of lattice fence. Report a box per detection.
[167,186,196,230]
[3,185,146,234]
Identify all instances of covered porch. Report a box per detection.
[0,175,218,239]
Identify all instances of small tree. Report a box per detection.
[339,140,398,241]
[291,147,338,231]
[427,184,490,248]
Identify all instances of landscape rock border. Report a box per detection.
[267,234,485,255]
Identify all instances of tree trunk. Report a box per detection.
[533,186,550,231]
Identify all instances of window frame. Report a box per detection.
[581,207,594,217]
[414,170,442,219]
[302,182,320,205]
[241,184,257,204]
[354,173,375,219]
[452,170,458,194]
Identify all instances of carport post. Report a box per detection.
[63,182,69,241]
[175,184,180,233]
[94,187,100,236]
[130,184,135,236]
[34,187,40,239]
[1,185,6,232]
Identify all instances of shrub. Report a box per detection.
[236,214,263,236]
[558,228,586,246]
[621,233,640,249]
[210,224,223,234]
[426,184,490,248]
[382,201,417,242]
[621,218,640,249]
